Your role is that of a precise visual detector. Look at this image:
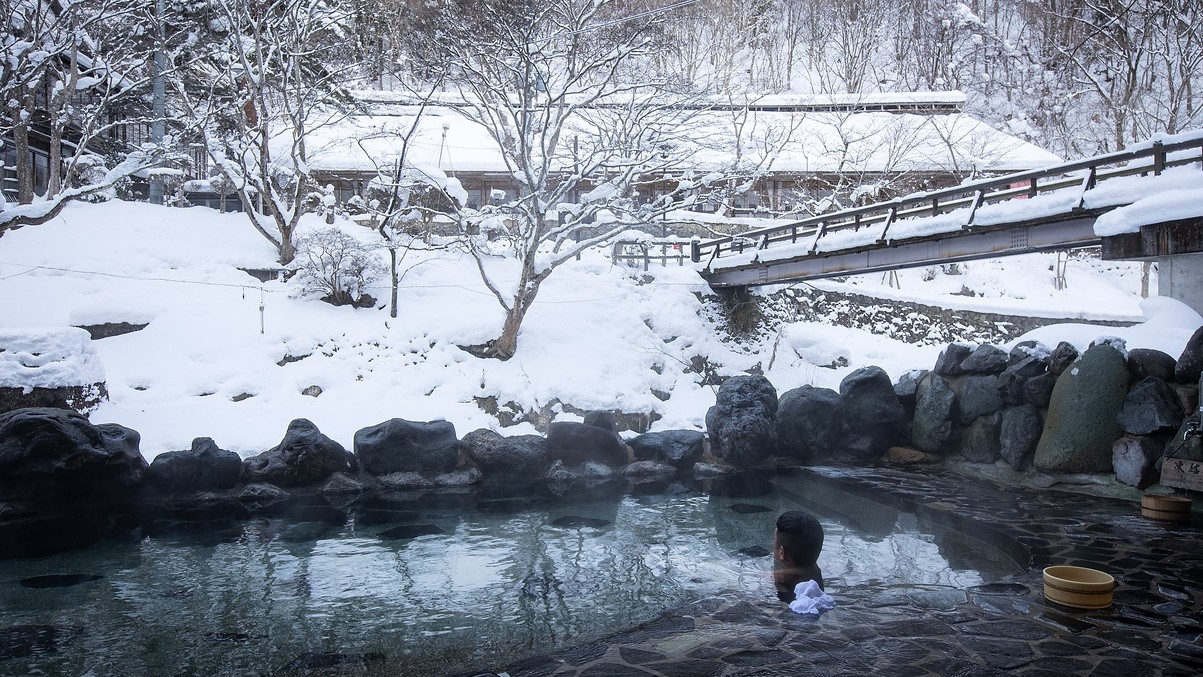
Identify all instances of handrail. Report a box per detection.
[612,239,694,270]
[692,130,1203,265]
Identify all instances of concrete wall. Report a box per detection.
[1159,252,1203,317]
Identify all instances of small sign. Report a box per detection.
[1162,458,1203,492]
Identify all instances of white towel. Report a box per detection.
[789,579,835,615]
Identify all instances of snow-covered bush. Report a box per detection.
[345,194,367,215]
[290,228,386,307]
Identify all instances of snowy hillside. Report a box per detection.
[0,201,1197,460]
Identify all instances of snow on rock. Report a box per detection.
[0,199,1190,460]
[0,327,105,389]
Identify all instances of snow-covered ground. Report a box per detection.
[0,200,1198,460]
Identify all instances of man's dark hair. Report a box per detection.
[776,510,824,566]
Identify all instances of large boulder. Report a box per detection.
[354,418,460,475]
[1117,377,1185,436]
[243,419,354,487]
[546,421,629,467]
[1035,344,1130,473]
[0,407,145,502]
[1175,325,1203,384]
[628,430,704,469]
[957,375,1004,425]
[999,405,1042,471]
[705,375,779,467]
[1127,348,1176,383]
[144,437,242,494]
[911,374,957,455]
[462,429,549,480]
[839,366,906,457]
[776,385,844,462]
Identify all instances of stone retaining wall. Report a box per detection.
[1,325,1200,558]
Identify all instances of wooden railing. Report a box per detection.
[612,239,695,269]
[691,131,1203,267]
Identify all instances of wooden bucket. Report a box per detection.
[1141,494,1193,523]
[1043,566,1114,610]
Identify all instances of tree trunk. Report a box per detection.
[13,125,33,204]
[389,248,399,318]
[278,236,296,265]
[489,288,537,360]
[48,123,63,198]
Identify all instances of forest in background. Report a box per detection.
[352,0,1202,160]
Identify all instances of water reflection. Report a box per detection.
[0,473,1022,675]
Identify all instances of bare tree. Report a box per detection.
[1053,0,1203,153]
[170,0,355,264]
[0,0,169,231]
[407,0,699,360]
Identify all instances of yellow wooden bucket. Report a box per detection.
[1043,566,1114,610]
[1141,494,1192,523]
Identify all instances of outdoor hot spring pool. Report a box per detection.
[0,470,1024,675]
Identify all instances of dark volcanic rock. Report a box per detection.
[1175,325,1203,384]
[705,375,779,467]
[628,430,704,469]
[960,412,1001,464]
[960,344,1009,374]
[776,385,844,462]
[1048,341,1080,377]
[998,356,1050,406]
[934,343,975,376]
[547,421,629,467]
[462,429,549,480]
[893,369,924,410]
[1008,340,1046,367]
[1023,372,1057,408]
[840,366,907,456]
[582,411,617,432]
[243,419,353,487]
[1127,348,1176,383]
[999,405,1042,471]
[957,375,1004,425]
[0,407,146,502]
[1035,344,1130,473]
[144,437,242,494]
[354,418,460,475]
[911,374,957,455]
[1117,377,1185,436]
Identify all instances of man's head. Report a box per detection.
[774,510,823,566]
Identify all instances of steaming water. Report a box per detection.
[0,472,1022,675]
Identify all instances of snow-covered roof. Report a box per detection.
[305,97,1060,180]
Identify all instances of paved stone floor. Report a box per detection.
[465,467,1203,677]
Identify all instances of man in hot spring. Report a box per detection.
[772,509,825,603]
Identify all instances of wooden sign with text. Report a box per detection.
[1161,458,1203,492]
